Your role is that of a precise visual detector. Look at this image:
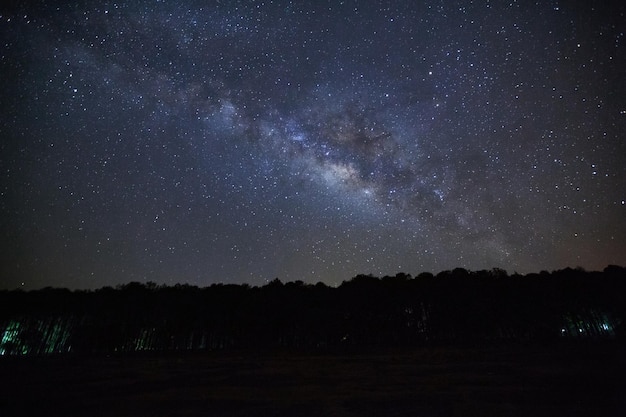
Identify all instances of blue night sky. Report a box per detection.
[1,1,625,289]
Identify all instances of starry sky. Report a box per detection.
[1,1,625,290]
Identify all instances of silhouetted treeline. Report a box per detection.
[1,266,625,355]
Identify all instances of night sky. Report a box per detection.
[1,1,625,290]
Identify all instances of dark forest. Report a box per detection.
[2,266,624,356]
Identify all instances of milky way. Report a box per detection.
[1,1,625,289]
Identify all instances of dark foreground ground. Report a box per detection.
[1,342,624,417]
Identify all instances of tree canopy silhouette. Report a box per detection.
[1,266,624,355]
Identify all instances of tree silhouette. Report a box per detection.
[0,266,624,355]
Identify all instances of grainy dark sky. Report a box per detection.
[1,1,625,289]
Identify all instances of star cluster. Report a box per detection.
[1,1,625,289]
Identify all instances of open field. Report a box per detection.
[1,343,624,416]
